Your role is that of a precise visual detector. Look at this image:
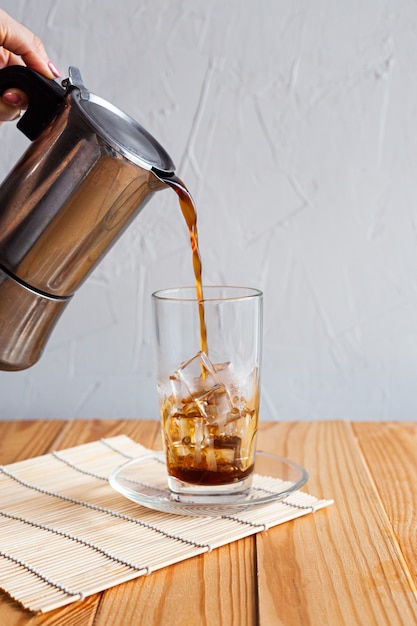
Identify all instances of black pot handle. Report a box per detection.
[0,66,66,140]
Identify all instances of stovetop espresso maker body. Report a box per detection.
[0,66,175,370]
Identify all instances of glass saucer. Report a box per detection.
[109,451,309,517]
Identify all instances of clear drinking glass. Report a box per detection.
[152,286,263,503]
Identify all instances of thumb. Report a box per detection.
[0,88,27,122]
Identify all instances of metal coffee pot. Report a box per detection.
[0,66,175,371]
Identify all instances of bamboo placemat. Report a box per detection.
[0,435,333,613]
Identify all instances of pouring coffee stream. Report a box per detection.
[0,66,207,370]
[160,174,208,356]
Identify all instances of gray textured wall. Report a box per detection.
[1,0,416,421]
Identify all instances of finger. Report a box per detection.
[0,106,21,122]
[0,47,24,68]
[0,90,25,122]
[0,9,61,78]
[2,88,28,108]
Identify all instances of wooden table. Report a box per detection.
[0,419,416,625]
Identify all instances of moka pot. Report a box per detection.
[0,66,175,370]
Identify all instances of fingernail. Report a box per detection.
[2,91,23,106]
[48,61,62,78]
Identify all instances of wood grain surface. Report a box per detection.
[0,419,416,626]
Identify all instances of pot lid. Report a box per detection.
[66,67,175,174]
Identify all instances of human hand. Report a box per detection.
[0,9,61,122]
